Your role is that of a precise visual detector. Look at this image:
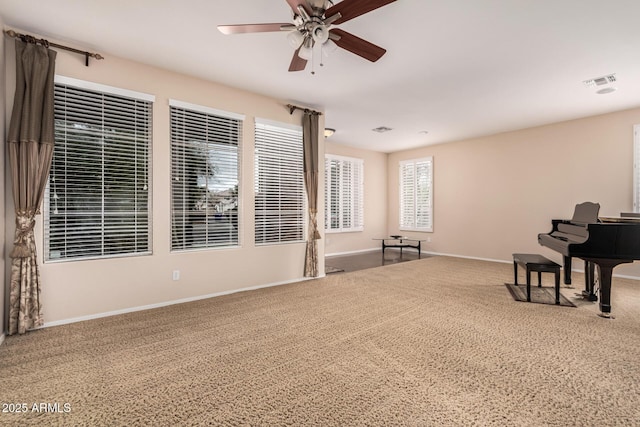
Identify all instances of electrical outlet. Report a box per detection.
[427,237,432,243]
[172,270,180,281]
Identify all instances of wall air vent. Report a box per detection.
[583,73,617,88]
[372,126,393,133]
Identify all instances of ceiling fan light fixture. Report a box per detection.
[287,30,305,49]
[311,24,329,44]
[322,39,338,57]
[298,37,314,60]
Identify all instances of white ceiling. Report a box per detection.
[1,0,640,153]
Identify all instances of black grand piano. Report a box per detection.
[538,202,640,317]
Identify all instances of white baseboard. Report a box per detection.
[598,272,640,281]
[427,251,640,281]
[43,275,320,329]
[425,251,511,265]
[325,247,380,257]
[327,248,513,265]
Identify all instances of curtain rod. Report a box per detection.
[3,29,104,67]
[286,104,322,116]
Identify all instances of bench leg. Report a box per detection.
[513,261,518,286]
[538,271,542,287]
[526,268,531,302]
[555,268,560,305]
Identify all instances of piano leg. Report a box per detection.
[597,263,614,318]
[563,256,572,285]
[582,261,597,301]
[583,258,634,318]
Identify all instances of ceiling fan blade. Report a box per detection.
[288,48,308,72]
[329,29,386,62]
[325,0,397,25]
[218,23,295,35]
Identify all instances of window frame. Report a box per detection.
[324,154,364,233]
[169,99,244,252]
[399,156,433,233]
[44,75,154,263]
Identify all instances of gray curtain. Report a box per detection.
[302,111,321,277]
[7,39,57,335]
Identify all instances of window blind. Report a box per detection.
[325,155,364,232]
[170,102,242,250]
[399,157,433,232]
[44,81,152,261]
[254,120,305,245]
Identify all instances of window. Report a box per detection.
[254,119,305,245]
[634,124,640,212]
[170,100,242,250]
[45,76,153,261]
[325,155,364,232]
[399,157,433,232]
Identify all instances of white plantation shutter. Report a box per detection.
[634,125,640,212]
[342,161,353,229]
[399,157,433,232]
[170,101,243,251]
[44,78,153,261]
[326,158,340,230]
[324,155,364,232]
[354,161,364,229]
[254,119,305,245]
[400,161,416,229]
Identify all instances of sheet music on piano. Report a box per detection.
[599,213,640,223]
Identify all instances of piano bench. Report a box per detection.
[512,253,561,305]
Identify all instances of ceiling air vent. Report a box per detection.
[372,126,393,133]
[583,73,617,88]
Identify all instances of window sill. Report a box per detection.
[325,228,364,234]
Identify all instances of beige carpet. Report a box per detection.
[1,256,639,426]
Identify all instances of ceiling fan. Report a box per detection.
[218,0,397,72]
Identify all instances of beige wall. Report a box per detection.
[3,35,324,325]
[388,108,640,278]
[324,142,387,255]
